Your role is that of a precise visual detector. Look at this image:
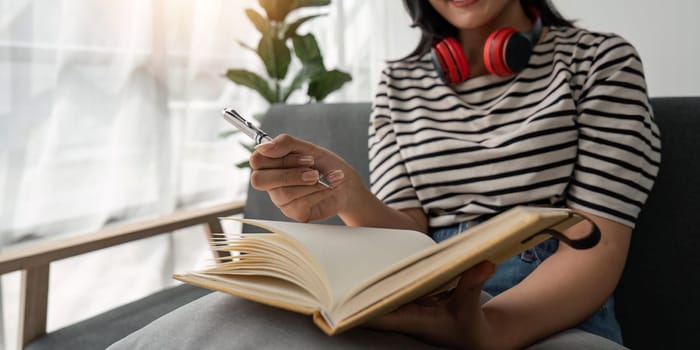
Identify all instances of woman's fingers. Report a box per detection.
[365,302,429,332]
[365,262,498,348]
[250,152,316,170]
[254,134,320,159]
[250,168,322,190]
[246,133,354,222]
[277,187,341,222]
[268,185,328,208]
[456,261,496,290]
[449,261,496,314]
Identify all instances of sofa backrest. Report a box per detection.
[614,97,700,349]
[245,97,700,348]
[244,103,372,228]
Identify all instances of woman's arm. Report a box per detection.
[338,173,428,232]
[250,134,429,233]
[480,210,631,348]
[368,210,631,350]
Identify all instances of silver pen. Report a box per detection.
[222,108,333,189]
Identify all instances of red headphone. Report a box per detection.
[431,11,543,84]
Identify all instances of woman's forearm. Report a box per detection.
[337,174,428,233]
[479,212,631,348]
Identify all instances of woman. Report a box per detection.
[250,0,660,348]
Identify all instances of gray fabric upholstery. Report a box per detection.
[28,97,700,349]
[107,293,446,350]
[108,291,624,350]
[26,284,210,350]
[614,97,700,349]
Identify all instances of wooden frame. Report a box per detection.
[0,200,245,350]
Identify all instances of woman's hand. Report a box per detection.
[249,134,362,223]
[368,211,633,349]
[366,261,498,350]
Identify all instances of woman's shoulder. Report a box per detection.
[545,26,640,58]
[380,54,436,81]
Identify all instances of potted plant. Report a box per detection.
[226,0,352,105]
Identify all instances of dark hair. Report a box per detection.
[400,0,575,60]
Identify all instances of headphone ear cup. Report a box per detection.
[483,28,517,76]
[431,38,470,84]
[502,32,534,74]
[431,41,453,83]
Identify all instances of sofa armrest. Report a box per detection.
[0,200,244,350]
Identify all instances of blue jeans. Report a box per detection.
[431,223,624,345]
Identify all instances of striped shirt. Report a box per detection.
[368,26,661,229]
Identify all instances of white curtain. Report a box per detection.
[0,0,418,347]
[0,0,262,245]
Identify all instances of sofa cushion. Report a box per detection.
[106,292,447,350]
[26,284,211,350]
[107,291,625,349]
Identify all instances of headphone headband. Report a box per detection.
[521,9,543,43]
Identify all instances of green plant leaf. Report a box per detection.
[258,31,291,81]
[225,69,276,103]
[236,139,255,168]
[292,33,324,66]
[281,60,324,102]
[258,0,294,22]
[291,0,331,12]
[307,69,352,101]
[236,40,257,54]
[283,14,325,39]
[218,129,239,139]
[283,33,328,102]
[236,160,251,169]
[242,142,256,153]
[259,0,330,22]
[304,61,326,78]
[281,70,307,102]
[245,8,271,35]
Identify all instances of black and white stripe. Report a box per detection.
[368,27,661,229]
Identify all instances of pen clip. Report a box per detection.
[222,108,269,144]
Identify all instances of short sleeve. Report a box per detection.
[567,35,662,228]
[368,69,422,210]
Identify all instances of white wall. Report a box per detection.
[553,0,700,97]
[378,0,700,98]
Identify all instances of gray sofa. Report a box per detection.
[26,97,700,349]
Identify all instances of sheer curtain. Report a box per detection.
[0,0,418,348]
[0,0,260,245]
[314,0,419,103]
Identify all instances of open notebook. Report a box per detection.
[174,206,599,335]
